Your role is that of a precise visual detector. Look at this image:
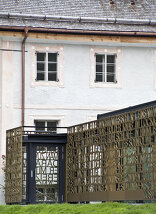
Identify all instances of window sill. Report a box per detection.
[90,82,122,88]
[31,81,64,87]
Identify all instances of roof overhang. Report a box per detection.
[0,12,156,37]
[0,25,156,37]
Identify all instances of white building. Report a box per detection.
[0,0,156,204]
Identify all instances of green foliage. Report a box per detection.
[0,203,156,214]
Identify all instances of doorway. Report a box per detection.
[22,134,66,204]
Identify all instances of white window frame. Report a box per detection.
[36,52,59,82]
[30,45,64,87]
[95,53,117,83]
[90,47,122,88]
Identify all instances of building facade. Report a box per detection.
[0,0,156,204]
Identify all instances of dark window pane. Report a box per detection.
[107,65,115,74]
[35,121,45,131]
[37,53,46,61]
[107,65,115,82]
[96,74,103,82]
[48,53,57,62]
[37,63,45,71]
[48,72,57,81]
[107,74,115,82]
[47,121,57,127]
[107,55,115,63]
[96,64,103,73]
[37,72,45,80]
[47,121,57,132]
[48,63,57,71]
[96,55,104,63]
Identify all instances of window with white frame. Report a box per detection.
[95,54,116,83]
[90,48,122,88]
[34,120,58,133]
[36,52,58,81]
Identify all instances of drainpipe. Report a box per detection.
[21,28,28,127]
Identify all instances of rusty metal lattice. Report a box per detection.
[22,145,27,200]
[66,106,156,202]
[5,127,23,204]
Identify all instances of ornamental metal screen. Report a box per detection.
[5,127,23,204]
[5,127,66,204]
[35,145,59,202]
[66,106,156,202]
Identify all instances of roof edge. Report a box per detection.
[1,25,156,37]
[0,12,156,26]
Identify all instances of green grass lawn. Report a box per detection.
[0,203,156,214]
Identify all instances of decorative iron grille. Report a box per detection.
[66,106,156,202]
[5,126,67,204]
[22,145,27,201]
[35,145,59,202]
[5,127,23,204]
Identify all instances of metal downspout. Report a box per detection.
[21,28,28,127]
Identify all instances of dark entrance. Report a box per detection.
[22,132,66,204]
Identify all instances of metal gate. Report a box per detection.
[6,127,66,204]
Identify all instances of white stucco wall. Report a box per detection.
[0,35,156,204]
[0,40,14,204]
[11,40,156,126]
